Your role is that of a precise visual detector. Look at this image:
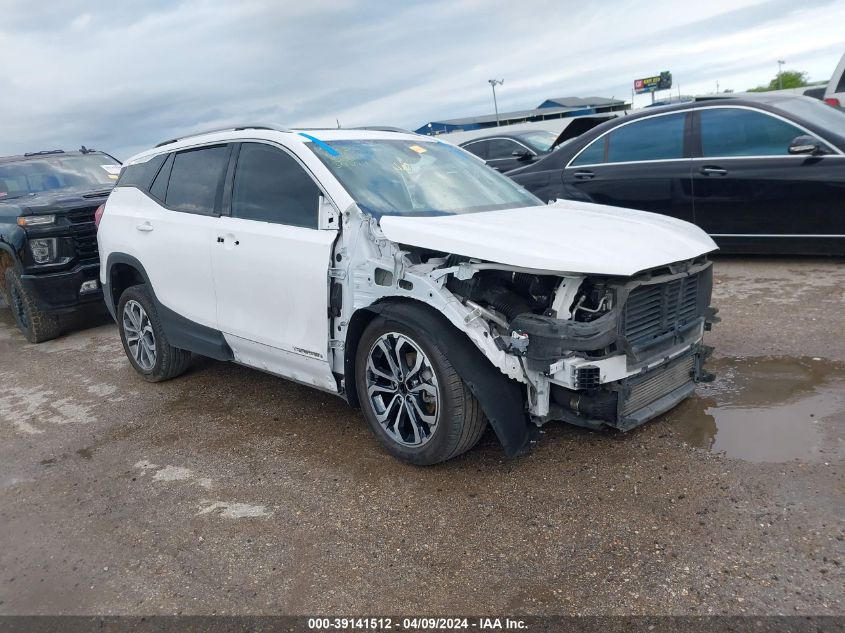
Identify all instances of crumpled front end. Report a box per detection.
[441,256,719,432]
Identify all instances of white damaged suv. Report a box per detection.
[98,126,718,464]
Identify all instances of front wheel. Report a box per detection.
[355,314,486,465]
[4,268,61,343]
[117,285,191,382]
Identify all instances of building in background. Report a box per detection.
[415,96,629,135]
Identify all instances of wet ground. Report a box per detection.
[0,257,843,615]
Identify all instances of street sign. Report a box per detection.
[634,71,672,94]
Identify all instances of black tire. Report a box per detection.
[355,313,486,465]
[117,284,191,382]
[4,268,61,343]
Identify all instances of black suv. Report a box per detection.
[0,149,120,342]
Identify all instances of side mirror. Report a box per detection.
[512,149,535,160]
[317,195,339,231]
[788,135,825,156]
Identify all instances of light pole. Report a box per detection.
[778,59,785,90]
[488,79,504,126]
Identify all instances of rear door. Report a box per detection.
[691,106,845,252]
[210,141,338,391]
[134,144,229,328]
[562,111,695,223]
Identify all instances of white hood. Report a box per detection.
[379,200,718,276]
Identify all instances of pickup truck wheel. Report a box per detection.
[4,268,61,343]
[355,315,486,465]
[117,285,191,382]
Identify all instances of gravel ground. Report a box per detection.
[0,257,842,616]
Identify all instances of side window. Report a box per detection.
[570,137,606,166]
[231,143,320,228]
[487,139,522,160]
[116,154,166,190]
[149,153,173,201]
[164,145,230,215]
[463,140,489,160]
[606,114,685,163]
[700,108,805,157]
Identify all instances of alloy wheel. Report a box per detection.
[122,299,157,371]
[365,332,441,447]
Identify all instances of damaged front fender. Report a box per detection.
[365,300,535,458]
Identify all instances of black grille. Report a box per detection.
[66,206,99,263]
[623,273,701,346]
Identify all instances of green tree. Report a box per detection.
[748,70,810,92]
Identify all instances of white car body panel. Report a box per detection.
[99,187,219,328]
[211,215,337,388]
[379,200,717,276]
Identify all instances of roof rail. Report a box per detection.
[352,125,416,134]
[154,124,290,148]
[24,149,65,157]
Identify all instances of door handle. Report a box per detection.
[216,236,240,246]
[699,166,728,176]
[136,222,154,232]
[573,170,595,180]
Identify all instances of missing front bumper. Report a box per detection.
[548,350,705,431]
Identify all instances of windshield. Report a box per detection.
[517,130,558,152]
[307,138,542,218]
[774,98,845,139]
[0,154,120,200]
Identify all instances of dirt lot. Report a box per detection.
[0,258,843,616]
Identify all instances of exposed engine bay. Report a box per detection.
[332,208,718,441]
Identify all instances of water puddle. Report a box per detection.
[669,357,845,463]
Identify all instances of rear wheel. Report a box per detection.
[4,268,61,343]
[355,314,486,465]
[117,285,191,382]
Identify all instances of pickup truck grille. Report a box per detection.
[66,206,99,263]
[623,272,702,346]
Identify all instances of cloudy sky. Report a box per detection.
[1,0,843,159]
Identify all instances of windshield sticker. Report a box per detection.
[100,164,121,175]
[408,144,427,154]
[299,132,340,156]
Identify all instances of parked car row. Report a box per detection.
[468,94,845,255]
[12,91,843,464]
[0,118,723,464]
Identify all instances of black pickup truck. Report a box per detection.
[0,149,120,342]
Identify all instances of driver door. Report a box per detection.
[210,142,338,392]
[691,106,845,250]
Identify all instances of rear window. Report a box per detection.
[164,145,230,215]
